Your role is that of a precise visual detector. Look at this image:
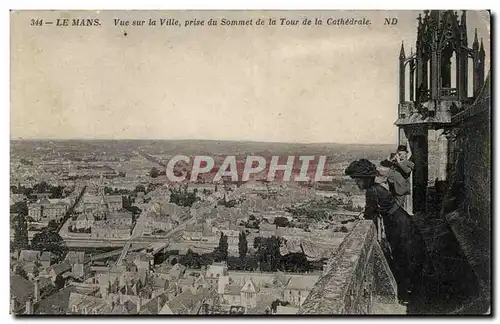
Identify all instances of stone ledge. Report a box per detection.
[298,221,398,314]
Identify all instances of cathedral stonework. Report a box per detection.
[395,10,487,215]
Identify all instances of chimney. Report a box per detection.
[136,297,142,313]
[10,297,17,314]
[25,298,33,315]
[322,260,331,276]
[34,279,40,302]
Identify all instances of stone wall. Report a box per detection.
[445,107,491,310]
[427,128,448,186]
[443,75,491,312]
[298,221,399,314]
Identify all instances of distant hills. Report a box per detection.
[11,139,394,162]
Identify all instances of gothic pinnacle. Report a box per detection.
[473,28,479,49]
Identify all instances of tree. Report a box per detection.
[135,185,146,193]
[32,264,40,278]
[34,181,50,193]
[150,168,159,178]
[12,213,29,251]
[169,186,198,207]
[238,231,248,260]
[253,237,263,249]
[274,217,290,228]
[181,249,200,269]
[50,186,64,199]
[339,226,349,233]
[130,205,142,215]
[11,201,28,216]
[281,253,310,272]
[30,230,68,262]
[214,233,228,262]
[14,265,28,280]
[268,236,282,272]
[271,299,290,313]
[254,236,282,272]
[54,274,66,289]
[48,220,59,231]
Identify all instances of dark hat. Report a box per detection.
[349,170,381,177]
[397,145,408,152]
[345,159,381,178]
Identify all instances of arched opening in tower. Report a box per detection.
[468,57,474,97]
[426,60,431,90]
[440,44,457,90]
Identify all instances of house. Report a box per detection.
[351,195,365,208]
[138,293,170,314]
[126,252,153,272]
[35,285,78,314]
[145,212,173,233]
[94,211,133,228]
[10,275,35,314]
[90,211,134,239]
[220,229,240,246]
[275,305,299,314]
[74,213,94,230]
[65,251,87,278]
[183,224,203,241]
[41,261,72,281]
[282,275,320,306]
[81,195,122,212]
[39,252,55,269]
[21,262,40,281]
[159,287,217,315]
[206,262,228,279]
[168,263,186,281]
[68,293,112,314]
[259,223,277,237]
[10,194,27,206]
[135,192,145,204]
[28,198,69,222]
[223,285,242,305]
[19,250,41,263]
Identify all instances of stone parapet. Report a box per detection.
[298,221,398,314]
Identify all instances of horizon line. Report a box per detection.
[10,137,396,146]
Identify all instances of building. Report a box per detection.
[10,275,36,314]
[65,251,88,279]
[204,262,321,313]
[391,9,490,313]
[396,10,487,215]
[28,198,70,222]
[81,195,123,212]
[67,293,112,314]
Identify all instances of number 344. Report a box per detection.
[30,19,43,26]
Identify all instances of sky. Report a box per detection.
[10,10,491,144]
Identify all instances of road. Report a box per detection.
[114,210,197,266]
[115,202,156,266]
[113,179,198,266]
[135,150,166,168]
[57,184,87,235]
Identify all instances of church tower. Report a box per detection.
[396,10,487,215]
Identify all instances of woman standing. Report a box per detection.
[344,159,426,304]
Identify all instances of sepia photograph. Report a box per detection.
[9,9,491,315]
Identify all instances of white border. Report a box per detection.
[2,1,498,323]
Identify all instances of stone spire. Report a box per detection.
[480,38,485,55]
[473,28,479,50]
[399,41,406,59]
